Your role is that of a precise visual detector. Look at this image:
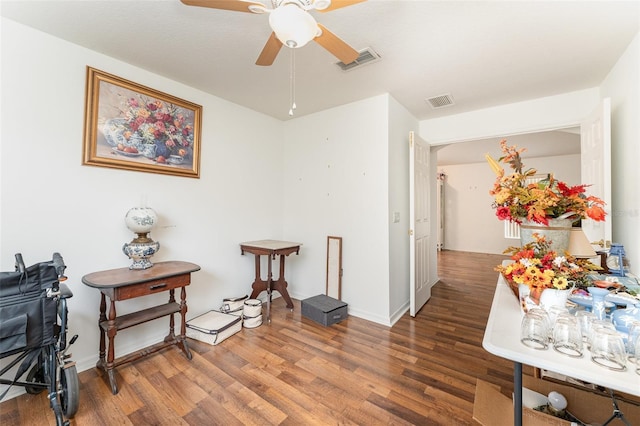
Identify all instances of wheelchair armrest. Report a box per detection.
[59,283,73,299]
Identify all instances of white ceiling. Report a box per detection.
[2,0,638,126]
[434,128,580,166]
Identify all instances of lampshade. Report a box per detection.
[567,228,597,258]
[269,4,319,48]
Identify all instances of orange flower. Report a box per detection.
[495,234,601,295]
[488,140,607,224]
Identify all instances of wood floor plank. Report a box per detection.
[241,365,337,424]
[126,375,190,425]
[15,392,53,426]
[145,370,200,417]
[347,399,415,425]
[0,398,18,425]
[183,396,244,426]
[82,373,140,422]
[226,381,288,425]
[1,250,523,425]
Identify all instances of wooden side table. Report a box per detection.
[240,240,301,322]
[82,261,201,394]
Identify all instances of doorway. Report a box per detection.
[433,128,581,255]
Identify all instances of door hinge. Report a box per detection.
[409,229,414,236]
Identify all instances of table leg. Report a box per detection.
[178,286,192,360]
[250,254,267,299]
[274,254,294,310]
[514,362,522,426]
[266,254,273,323]
[106,299,118,395]
[167,289,176,340]
[97,293,107,370]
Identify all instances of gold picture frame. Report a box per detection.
[83,67,202,178]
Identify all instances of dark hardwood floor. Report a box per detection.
[1,250,530,425]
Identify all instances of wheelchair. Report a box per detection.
[0,253,79,426]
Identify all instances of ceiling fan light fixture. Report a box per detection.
[248,4,268,13]
[269,4,319,48]
[313,0,332,10]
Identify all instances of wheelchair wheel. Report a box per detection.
[25,364,45,395]
[59,364,79,418]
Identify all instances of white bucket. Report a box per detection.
[243,315,263,329]
[243,299,263,328]
[243,299,262,318]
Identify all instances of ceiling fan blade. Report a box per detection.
[319,0,367,12]
[256,32,283,66]
[180,0,263,13]
[314,24,359,64]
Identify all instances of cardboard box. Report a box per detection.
[473,375,640,426]
[301,294,348,326]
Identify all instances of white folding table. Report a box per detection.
[483,273,640,425]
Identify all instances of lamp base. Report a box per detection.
[122,240,160,270]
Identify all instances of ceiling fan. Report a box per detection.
[180,0,366,66]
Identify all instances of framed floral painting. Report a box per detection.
[83,67,202,178]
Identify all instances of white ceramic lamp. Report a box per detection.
[122,207,160,270]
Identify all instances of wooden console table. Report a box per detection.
[240,240,301,322]
[82,261,201,394]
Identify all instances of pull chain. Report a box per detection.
[289,49,296,116]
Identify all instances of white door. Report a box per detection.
[409,131,431,317]
[580,98,612,248]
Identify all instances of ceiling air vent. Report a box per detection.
[335,47,381,71]
[426,94,455,109]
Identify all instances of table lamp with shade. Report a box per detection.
[567,227,597,259]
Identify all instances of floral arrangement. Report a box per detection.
[120,95,195,161]
[495,233,600,303]
[486,140,606,225]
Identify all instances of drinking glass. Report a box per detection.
[552,316,583,357]
[590,327,627,371]
[528,308,552,341]
[547,305,568,325]
[521,311,551,350]
[626,321,640,364]
[575,310,595,343]
[635,338,640,375]
[587,319,616,350]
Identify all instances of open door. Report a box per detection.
[409,131,431,317]
[581,98,612,249]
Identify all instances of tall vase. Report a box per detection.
[588,287,610,320]
[520,217,573,254]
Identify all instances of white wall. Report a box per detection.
[421,88,600,145]
[421,31,640,274]
[282,95,393,324]
[439,154,580,254]
[600,32,640,276]
[1,19,284,376]
[387,96,419,322]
